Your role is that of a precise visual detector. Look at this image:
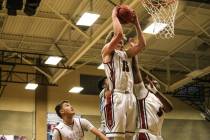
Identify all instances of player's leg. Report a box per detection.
[104,92,126,139]
[125,93,137,140]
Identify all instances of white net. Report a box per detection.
[141,0,179,39]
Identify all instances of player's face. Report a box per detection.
[117,39,124,50]
[103,78,109,89]
[117,35,127,50]
[61,102,75,116]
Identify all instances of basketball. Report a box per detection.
[117,5,134,24]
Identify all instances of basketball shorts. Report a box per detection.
[104,91,137,138]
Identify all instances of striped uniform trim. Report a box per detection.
[138,99,148,129]
[78,118,84,137]
[104,94,115,130]
[104,56,115,130]
[106,60,115,89]
[137,132,150,140]
[125,131,135,134]
[106,132,125,135]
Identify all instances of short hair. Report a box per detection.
[98,77,107,92]
[105,31,114,44]
[105,31,128,44]
[55,100,69,118]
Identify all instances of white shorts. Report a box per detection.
[135,132,163,140]
[104,92,137,138]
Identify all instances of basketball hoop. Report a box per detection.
[141,0,179,39]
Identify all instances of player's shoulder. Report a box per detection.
[102,43,109,50]
[78,117,89,122]
[74,117,86,123]
[55,122,64,130]
[102,43,112,57]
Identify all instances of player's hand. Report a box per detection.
[130,11,139,26]
[145,75,150,82]
[128,38,135,47]
[112,6,120,16]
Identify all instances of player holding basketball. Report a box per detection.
[101,5,146,140]
[131,56,173,140]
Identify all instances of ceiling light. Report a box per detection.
[69,87,84,93]
[25,83,38,90]
[45,56,62,65]
[76,12,100,26]
[97,63,104,70]
[143,22,168,34]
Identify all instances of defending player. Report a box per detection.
[131,56,173,140]
[97,77,112,140]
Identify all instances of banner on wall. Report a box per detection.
[47,113,62,140]
[0,135,27,140]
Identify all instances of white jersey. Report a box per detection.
[99,89,105,114]
[104,50,133,93]
[99,89,106,132]
[52,118,94,140]
[103,50,136,138]
[134,82,164,140]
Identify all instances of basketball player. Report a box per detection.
[98,77,110,134]
[52,100,108,140]
[101,6,146,140]
[131,56,173,140]
[97,77,112,140]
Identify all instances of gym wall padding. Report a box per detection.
[0,110,33,139]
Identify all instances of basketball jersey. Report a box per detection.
[103,50,136,138]
[99,89,106,132]
[52,118,94,140]
[104,50,133,93]
[134,83,164,140]
[99,89,105,114]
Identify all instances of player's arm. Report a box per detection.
[147,79,173,113]
[102,6,123,63]
[90,127,108,140]
[155,91,173,113]
[126,12,146,58]
[52,129,61,140]
[132,56,143,84]
[81,118,108,140]
[132,56,148,99]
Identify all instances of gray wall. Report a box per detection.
[162,119,210,140]
[0,110,34,139]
